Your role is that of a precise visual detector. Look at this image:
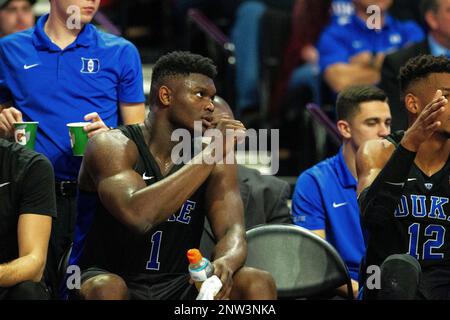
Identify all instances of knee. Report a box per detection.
[79,274,128,300]
[233,267,277,300]
[7,281,50,300]
[247,269,277,299]
[378,254,421,300]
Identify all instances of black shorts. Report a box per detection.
[418,266,450,300]
[0,281,50,300]
[78,267,198,300]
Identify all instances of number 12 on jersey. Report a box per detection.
[408,223,445,260]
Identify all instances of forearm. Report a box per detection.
[132,161,214,227]
[325,64,380,92]
[0,255,45,287]
[104,148,216,233]
[212,225,247,274]
[360,145,416,226]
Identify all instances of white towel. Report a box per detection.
[196,275,223,300]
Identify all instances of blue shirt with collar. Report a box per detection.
[291,148,364,280]
[428,34,450,58]
[0,14,145,181]
[318,13,425,74]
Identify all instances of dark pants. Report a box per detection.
[0,281,51,300]
[45,192,77,299]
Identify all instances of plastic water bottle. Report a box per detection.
[187,248,214,291]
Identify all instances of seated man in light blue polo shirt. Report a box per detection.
[291,85,391,297]
[0,0,145,296]
[318,0,424,96]
[231,0,355,117]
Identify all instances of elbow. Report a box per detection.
[241,238,248,257]
[117,206,157,235]
[130,221,154,235]
[104,194,164,235]
[28,255,46,282]
[324,72,348,93]
[327,75,355,93]
[32,270,45,283]
[331,82,349,93]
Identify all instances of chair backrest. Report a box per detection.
[245,224,353,299]
[57,243,73,292]
[306,103,341,147]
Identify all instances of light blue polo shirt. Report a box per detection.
[428,34,450,58]
[318,14,425,74]
[0,14,145,181]
[291,148,364,280]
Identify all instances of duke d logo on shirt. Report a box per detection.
[80,58,100,74]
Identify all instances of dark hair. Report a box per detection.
[336,85,387,121]
[420,0,440,25]
[399,54,450,94]
[150,51,217,100]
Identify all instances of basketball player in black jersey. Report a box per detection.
[357,55,450,299]
[71,51,276,300]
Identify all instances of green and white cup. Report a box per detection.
[67,122,89,156]
[13,121,38,150]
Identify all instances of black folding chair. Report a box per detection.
[57,243,73,293]
[245,224,353,299]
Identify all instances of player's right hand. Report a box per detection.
[208,116,246,161]
[211,258,233,300]
[0,107,22,138]
[402,90,447,152]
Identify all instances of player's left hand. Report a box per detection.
[212,258,234,300]
[83,112,110,138]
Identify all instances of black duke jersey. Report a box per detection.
[365,131,450,270]
[78,125,207,275]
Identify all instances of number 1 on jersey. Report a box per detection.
[146,231,162,270]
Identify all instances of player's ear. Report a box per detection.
[337,120,351,139]
[425,9,438,31]
[158,86,172,107]
[404,93,419,115]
